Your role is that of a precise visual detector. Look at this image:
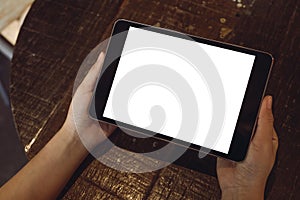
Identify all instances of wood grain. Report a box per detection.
[10,0,299,199]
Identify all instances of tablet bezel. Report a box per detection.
[89,19,273,161]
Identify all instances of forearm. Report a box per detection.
[0,127,88,200]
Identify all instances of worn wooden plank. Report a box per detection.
[63,176,120,200]
[231,1,300,199]
[147,165,220,200]
[11,0,124,155]
[10,0,300,199]
[11,0,146,199]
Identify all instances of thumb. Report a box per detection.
[253,96,274,145]
[79,52,105,93]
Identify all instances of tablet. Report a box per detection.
[89,19,273,161]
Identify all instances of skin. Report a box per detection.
[0,52,115,200]
[0,53,278,199]
[217,96,278,199]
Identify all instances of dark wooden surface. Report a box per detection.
[10,0,299,199]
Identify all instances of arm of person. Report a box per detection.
[0,126,88,200]
[0,52,115,200]
[217,96,279,200]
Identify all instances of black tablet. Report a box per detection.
[89,19,273,161]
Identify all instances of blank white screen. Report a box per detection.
[103,27,255,154]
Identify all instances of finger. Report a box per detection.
[253,96,274,145]
[80,52,105,92]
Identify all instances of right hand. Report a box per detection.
[217,96,278,199]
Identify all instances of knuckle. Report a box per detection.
[260,112,274,123]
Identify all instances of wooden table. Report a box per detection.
[10,0,299,199]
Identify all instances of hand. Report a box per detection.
[217,96,278,200]
[63,52,116,149]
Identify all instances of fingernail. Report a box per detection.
[267,96,272,109]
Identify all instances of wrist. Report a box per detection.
[59,124,88,157]
[221,186,264,200]
[60,120,83,145]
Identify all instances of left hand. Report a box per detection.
[63,52,116,149]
